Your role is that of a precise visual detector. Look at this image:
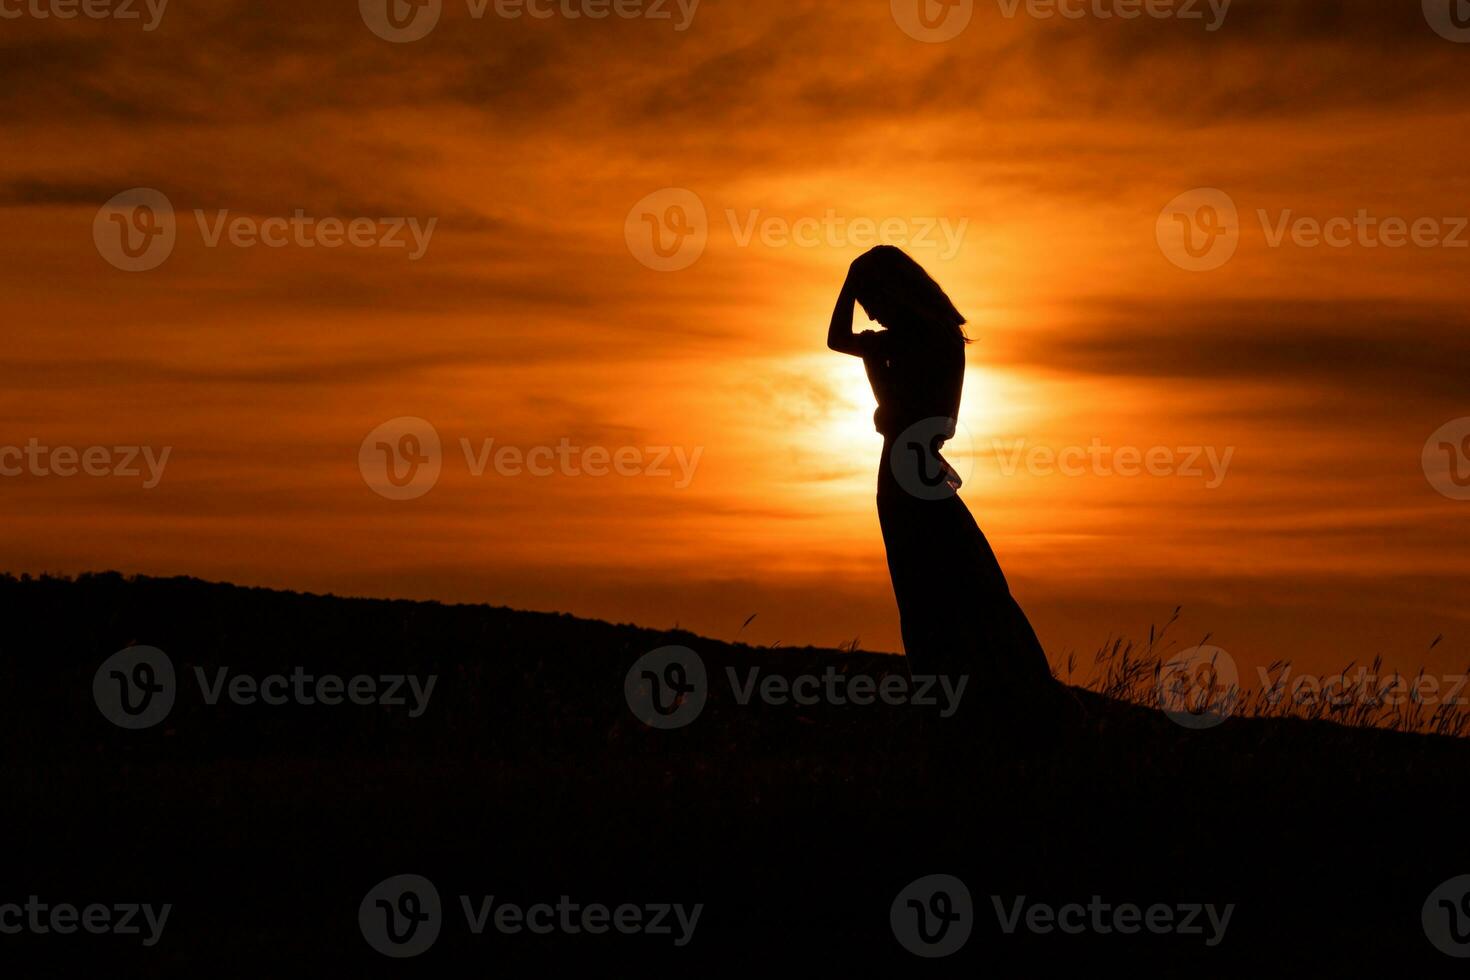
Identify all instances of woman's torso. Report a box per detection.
[862,328,965,439]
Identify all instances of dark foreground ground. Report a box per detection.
[2,572,1468,975]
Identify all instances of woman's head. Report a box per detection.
[849,245,968,341]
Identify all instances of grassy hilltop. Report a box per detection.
[2,572,1467,973]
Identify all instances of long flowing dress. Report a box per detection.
[854,327,1056,710]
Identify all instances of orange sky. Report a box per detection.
[3,0,1469,684]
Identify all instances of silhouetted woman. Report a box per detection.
[827,246,1055,717]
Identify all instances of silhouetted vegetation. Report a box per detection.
[1072,608,1470,737]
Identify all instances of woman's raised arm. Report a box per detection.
[827,269,862,356]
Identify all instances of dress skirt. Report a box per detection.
[876,439,1055,707]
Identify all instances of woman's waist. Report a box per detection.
[874,406,958,439]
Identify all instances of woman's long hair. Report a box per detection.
[849,245,970,343]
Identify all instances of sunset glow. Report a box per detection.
[3,0,1469,684]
